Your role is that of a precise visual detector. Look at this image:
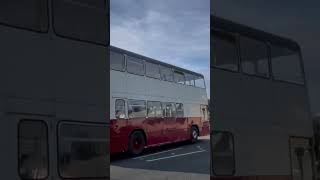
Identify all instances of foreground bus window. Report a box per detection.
[0,0,48,32]
[53,0,107,44]
[18,120,48,179]
[58,122,108,178]
[240,36,269,77]
[271,44,304,84]
[212,30,239,71]
[211,131,235,176]
[290,138,313,180]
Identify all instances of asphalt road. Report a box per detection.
[110,135,210,180]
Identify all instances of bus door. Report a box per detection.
[175,103,188,140]
[290,137,314,180]
[146,101,165,145]
[163,102,178,142]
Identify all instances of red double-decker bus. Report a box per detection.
[110,46,210,155]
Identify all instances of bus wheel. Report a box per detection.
[128,131,145,156]
[190,126,199,143]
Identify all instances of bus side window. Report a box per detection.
[128,100,146,119]
[176,103,184,117]
[147,101,162,118]
[53,0,108,45]
[211,131,235,176]
[110,51,125,71]
[127,56,145,76]
[212,30,239,71]
[240,36,269,77]
[160,66,174,82]
[115,99,126,119]
[146,62,161,79]
[185,73,195,86]
[163,103,176,117]
[270,44,304,84]
[18,120,49,179]
[174,71,186,84]
[0,0,49,32]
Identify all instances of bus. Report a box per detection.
[110,46,210,155]
[210,16,315,180]
[0,0,109,179]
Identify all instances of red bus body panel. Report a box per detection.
[110,116,210,154]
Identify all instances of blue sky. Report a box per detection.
[110,0,210,97]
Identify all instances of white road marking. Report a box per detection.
[197,146,205,151]
[133,147,183,160]
[146,150,206,162]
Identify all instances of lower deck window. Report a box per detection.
[211,131,235,176]
[128,100,146,118]
[58,122,108,178]
[18,120,48,179]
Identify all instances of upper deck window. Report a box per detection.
[174,71,185,84]
[271,45,304,84]
[212,30,239,71]
[110,51,125,71]
[160,66,174,82]
[53,0,108,45]
[146,62,161,79]
[127,56,144,75]
[240,36,269,77]
[0,0,48,32]
[195,76,206,88]
[185,73,195,86]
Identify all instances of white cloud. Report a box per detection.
[111,0,210,96]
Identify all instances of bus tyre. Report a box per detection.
[190,126,199,143]
[128,131,145,156]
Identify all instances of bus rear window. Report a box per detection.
[212,30,239,71]
[58,122,108,179]
[271,45,304,84]
[53,0,108,45]
[0,0,48,32]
